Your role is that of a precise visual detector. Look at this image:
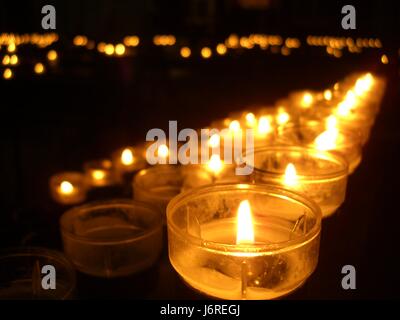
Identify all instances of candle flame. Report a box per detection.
[236,200,255,245]
[323,89,332,101]
[207,154,224,174]
[229,120,241,133]
[92,170,106,181]
[245,112,256,127]
[158,144,169,159]
[276,110,290,125]
[60,181,74,195]
[121,148,134,166]
[208,133,220,148]
[257,116,273,135]
[301,93,313,108]
[283,163,298,187]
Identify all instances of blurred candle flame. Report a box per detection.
[121,148,134,166]
[283,163,298,187]
[60,181,74,195]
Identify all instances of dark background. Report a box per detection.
[0,0,399,299]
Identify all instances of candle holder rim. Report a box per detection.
[133,164,213,200]
[167,182,321,253]
[0,246,76,300]
[60,199,163,245]
[247,145,349,180]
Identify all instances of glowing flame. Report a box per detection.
[283,163,298,187]
[276,110,290,125]
[301,93,313,108]
[323,89,332,101]
[47,50,58,61]
[208,133,220,148]
[92,170,106,181]
[34,63,45,74]
[121,148,134,166]
[257,116,273,135]
[216,43,227,55]
[245,112,256,127]
[207,154,224,174]
[236,200,254,245]
[229,120,241,133]
[314,128,339,151]
[201,47,212,59]
[60,181,74,195]
[115,43,126,56]
[180,47,191,58]
[158,144,169,159]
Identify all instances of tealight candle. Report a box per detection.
[277,121,362,173]
[133,165,213,220]
[250,146,348,217]
[0,247,76,299]
[50,172,87,205]
[112,146,147,184]
[84,159,115,187]
[60,200,163,278]
[167,183,321,300]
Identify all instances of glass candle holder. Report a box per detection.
[84,159,116,187]
[0,247,76,299]
[50,171,87,205]
[335,115,374,145]
[167,183,321,300]
[60,200,163,278]
[133,165,213,220]
[250,146,348,217]
[277,124,362,174]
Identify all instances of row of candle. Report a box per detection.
[48,71,386,300]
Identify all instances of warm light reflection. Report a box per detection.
[121,148,134,166]
[381,54,389,64]
[283,163,298,187]
[236,200,254,245]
